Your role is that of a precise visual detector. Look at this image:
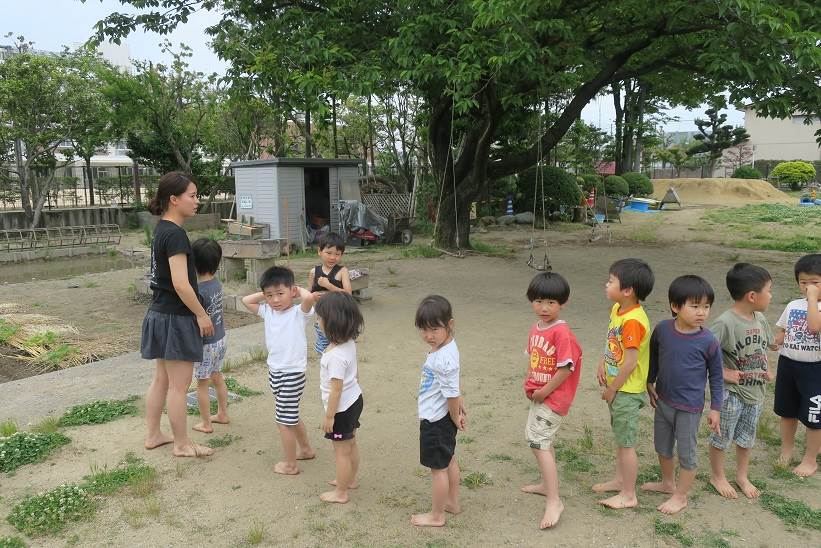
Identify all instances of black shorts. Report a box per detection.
[420,415,457,470]
[325,394,363,440]
[774,355,821,429]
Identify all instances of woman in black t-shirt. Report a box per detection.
[140,171,215,458]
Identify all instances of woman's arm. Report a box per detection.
[169,253,213,337]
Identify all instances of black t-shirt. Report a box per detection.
[148,220,199,315]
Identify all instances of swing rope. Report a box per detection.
[526,100,551,271]
[430,94,463,257]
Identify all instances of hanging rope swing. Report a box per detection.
[526,100,551,271]
[430,98,464,258]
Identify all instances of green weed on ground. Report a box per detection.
[58,396,139,427]
[224,377,263,397]
[6,484,97,536]
[206,434,240,448]
[82,453,158,496]
[470,240,514,257]
[654,517,694,547]
[759,492,821,530]
[756,413,780,447]
[0,536,26,548]
[554,441,595,473]
[637,464,662,485]
[400,245,442,259]
[461,471,493,489]
[0,432,70,473]
[734,235,821,253]
[30,418,60,434]
[704,204,821,226]
[701,529,738,548]
[0,319,20,343]
[0,420,18,437]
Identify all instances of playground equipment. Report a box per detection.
[0,224,121,253]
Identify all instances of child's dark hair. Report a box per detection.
[315,293,363,344]
[414,295,453,330]
[259,266,295,290]
[191,238,222,275]
[794,253,821,281]
[669,275,715,314]
[726,263,771,301]
[318,232,346,253]
[147,171,195,215]
[526,272,570,304]
[609,258,655,301]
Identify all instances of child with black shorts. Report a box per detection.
[412,295,466,527]
[774,253,821,477]
[315,292,365,504]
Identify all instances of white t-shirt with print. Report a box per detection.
[320,340,362,413]
[418,339,461,422]
[777,298,821,362]
[258,303,314,373]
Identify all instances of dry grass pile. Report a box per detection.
[651,178,792,206]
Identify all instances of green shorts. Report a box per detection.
[609,391,646,448]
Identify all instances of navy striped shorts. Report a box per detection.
[268,370,306,426]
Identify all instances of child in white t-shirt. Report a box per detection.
[241,266,318,476]
[314,292,365,504]
[411,295,466,528]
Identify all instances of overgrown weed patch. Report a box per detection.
[0,431,70,473]
[58,396,139,427]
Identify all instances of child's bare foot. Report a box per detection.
[319,490,349,504]
[144,434,173,450]
[793,461,817,477]
[657,494,687,514]
[521,483,548,496]
[192,422,213,433]
[540,500,564,529]
[592,479,623,493]
[709,476,738,499]
[735,476,760,498]
[410,512,446,527]
[296,449,316,460]
[598,493,638,509]
[444,500,462,515]
[641,481,675,494]
[777,450,794,466]
[173,443,214,457]
[209,414,230,424]
[273,461,300,475]
[328,479,359,489]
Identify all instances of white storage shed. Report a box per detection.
[230,158,363,249]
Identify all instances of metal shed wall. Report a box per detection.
[276,166,305,246]
[234,167,278,238]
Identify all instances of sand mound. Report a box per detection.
[651,178,792,206]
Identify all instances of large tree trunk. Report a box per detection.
[29,172,55,228]
[132,158,141,204]
[85,156,96,206]
[612,84,624,174]
[632,86,646,172]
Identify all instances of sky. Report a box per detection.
[2,0,744,135]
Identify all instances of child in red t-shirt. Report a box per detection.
[521,272,583,529]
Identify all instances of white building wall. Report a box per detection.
[744,108,820,161]
[235,167,277,238]
[277,166,306,246]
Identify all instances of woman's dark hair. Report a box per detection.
[315,292,364,344]
[147,171,196,215]
[192,238,223,275]
[415,295,453,330]
[668,275,714,316]
[526,272,570,304]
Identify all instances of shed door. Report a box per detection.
[277,167,305,246]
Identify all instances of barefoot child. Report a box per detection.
[412,295,466,527]
[643,275,723,514]
[520,272,582,529]
[315,292,365,504]
[190,238,230,433]
[241,267,318,475]
[594,258,654,509]
[308,232,352,355]
[774,253,821,477]
[708,263,775,499]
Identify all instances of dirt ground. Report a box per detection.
[1,211,819,546]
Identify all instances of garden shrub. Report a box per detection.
[731,165,764,179]
[517,166,582,218]
[771,161,816,190]
[578,173,604,194]
[621,172,654,196]
[604,175,629,197]
[0,431,70,473]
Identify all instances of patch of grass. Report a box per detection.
[224,377,262,397]
[58,396,139,427]
[457,436,474,445]
[0,420,18,437]
[769,463,813,483]
[579,425,594,451]
[555,443,595,473]
[30,417,60,434]
[654,517,694,547]
[485,453,513,462]
[0,319,20,343]
[247,519,266,545]
[756,413,780,447]
[0,536,26,548]
[387,266,396,275]
[461,471,493,489]
[0,431,70,473]
[386,281,400,288]
[142,225,153,247]
[82,453,157,496]
[470,240,514,257]
[206,434,240,448]
[7,484,97,536]
[705,203,821,226]
[188,399,219,416]
[701,529,735,548]
[759,492,821,530]
[376,494,416,508]
[734,235,821,253]
[637,464,662,486]
[627,226,658,243]
[83,281,99,288]
[400,245,442,259]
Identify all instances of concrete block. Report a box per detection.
[353,287,373,301]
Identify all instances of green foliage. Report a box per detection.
[0,431,70,473]
[206,434,240,448]
[704,203,821,226]
[469,241,514,257]
[31,418,60,435]
[6,484,96,536]
[0,319,19,343]
[81,453,156,495]
[224,378,263,397]
[555,441,595,473]
[0,536,26,548]
[578,174,603,194]
[58,396,139,427]
[621,172,653,196]
[731,165,764,179]
[461,472,493,489]
[771,161,816,191]
[688,102,750,172]
[0,420,18,437]
[400,245,442,259]
[734,235,821,253]
[517,166,582,217]
[604,175,629,197]
[759,492,821,530]
[654,518,694,546]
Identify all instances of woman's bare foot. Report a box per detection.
[598,493,638,509]
[444,500,462,515]
[319,490,348,504]
[793,461,817,477]
[592,479,623,493]
[540,500,564,529]
[657,494,687,514]
[709,476,738,499]
[328,479,358,489]
[173,443,214,457]
[144,433,173,450]
[521,483,548,496]
[735,476,760,498]
[209,414,230,424]
[273,461,300,475]
[641,481,675,494]
[296,449,316,460]
[410,512,446,527]
[192,422,214,433]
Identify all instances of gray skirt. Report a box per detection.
[140,310,203,362]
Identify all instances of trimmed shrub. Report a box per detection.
[771,161,816,190]
[517,166,582,218]
[578,173,604,194]
[622,172,654,196]
[604,175,629,197]
[732,165,764,179]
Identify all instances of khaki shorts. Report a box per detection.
[525,401,563,450]
[609,391,646,448]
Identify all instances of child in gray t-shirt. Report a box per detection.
[191,238,229,434]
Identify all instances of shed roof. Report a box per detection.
[231,158,364,169]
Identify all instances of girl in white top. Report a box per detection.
[314,292,365,504]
